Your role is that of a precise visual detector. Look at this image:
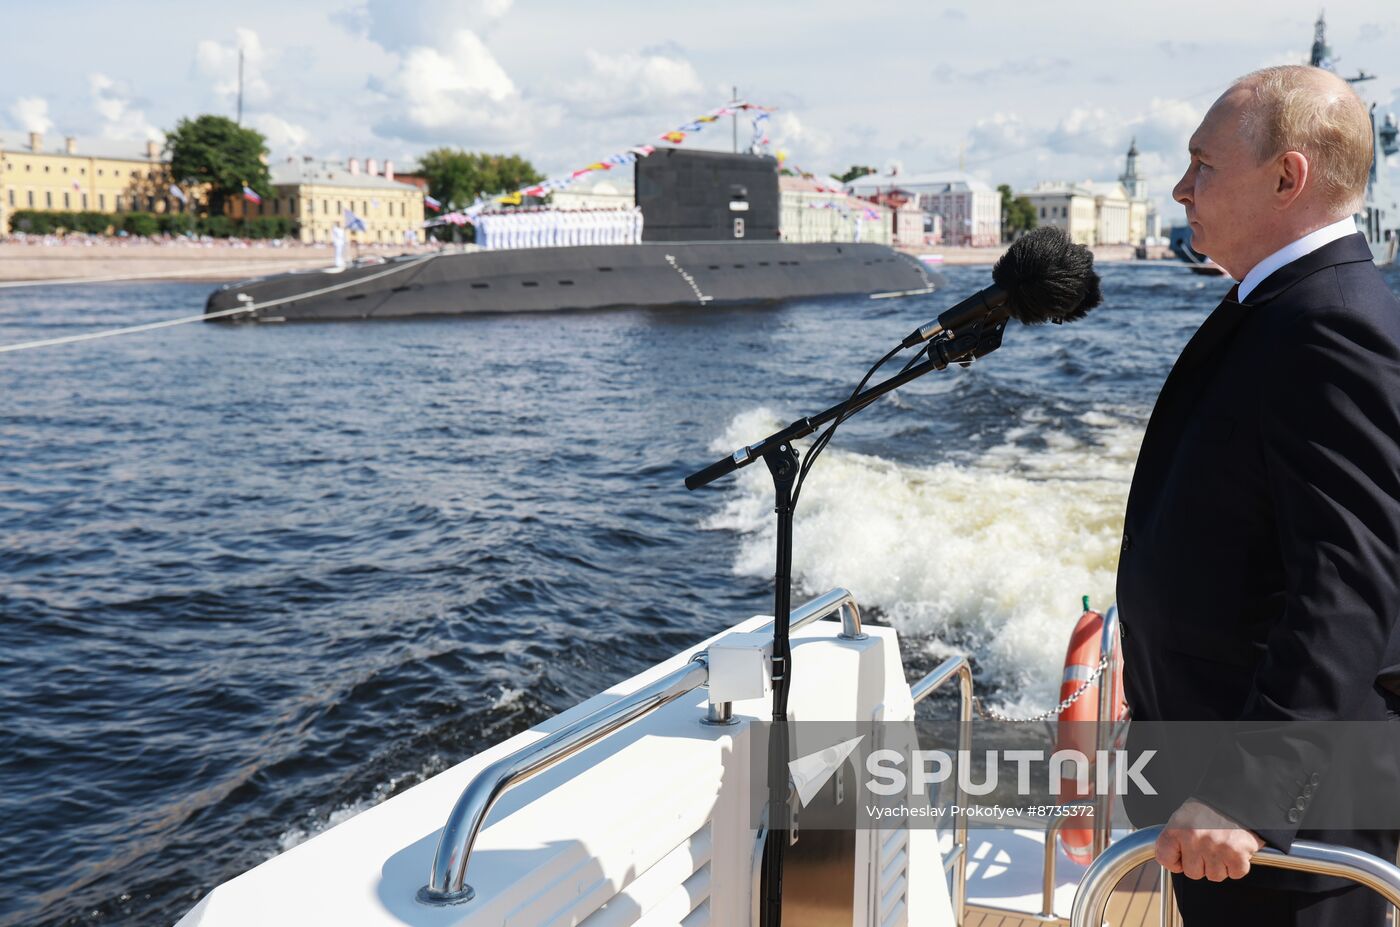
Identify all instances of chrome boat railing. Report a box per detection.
[909,603,1123,925]
[1093,603,1123,859]
[1071,825,1400,927]
[910,655,973,924]
[420,587,866,906]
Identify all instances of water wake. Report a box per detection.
[705,405,1142,712]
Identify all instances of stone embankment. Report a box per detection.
[0,237,440,283]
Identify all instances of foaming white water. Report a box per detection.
[276,754,447,852]
[704,405,1143,713]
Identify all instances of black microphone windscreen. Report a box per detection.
[990,226,1102,325]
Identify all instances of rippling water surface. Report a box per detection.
[3,259,1398,926]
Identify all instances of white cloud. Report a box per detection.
[1129,97,1201,156]
[569,48,704,114]
[252,114,309,153]
[89,73,162,141]
[772,111,833,162]
[968,111,1029,157]
[354,0,513,52]
[369,28,555,146]
[8,96,53,134]
[1045,106,1122,156]
[377,31,512,127]
[195,27,270,109]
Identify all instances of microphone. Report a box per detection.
[901,226,1102,348]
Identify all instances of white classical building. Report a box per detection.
[551,178,635,210]
[1020,182,1100,245]
[268,157,424,244]
[845,170,1000,246]
[779,174,893,244]
[1018,140,1156,246]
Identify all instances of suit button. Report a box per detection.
[1122,533,1132,552]
[1295,798,1307,811]
[1288,809,1301,823]
[1310,773,1320,785]
[1303,786,1314,798]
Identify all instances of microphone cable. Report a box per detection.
[790,339,931,511]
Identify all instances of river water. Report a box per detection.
[3,259,1397,926]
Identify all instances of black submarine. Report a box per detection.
[204,149,936,323]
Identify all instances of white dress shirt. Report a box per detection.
[1236,214,1359,302]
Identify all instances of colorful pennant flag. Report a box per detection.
[343,208,367,232]
[170,184,188,204]
[460,99,776,220]
[242,185,262,205]
[424,194,442,212]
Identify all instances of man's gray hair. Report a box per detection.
[1234,65,1373,214]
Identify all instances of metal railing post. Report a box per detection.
[758,586,866,641]
[1071,826,1400,927]
[420,588,865,906]
[420,657,710,904]
[1042,802,1095,919]
[911,656,973,925]
[1093,604,1121,860]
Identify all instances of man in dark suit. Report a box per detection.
[1117,64,1400,924]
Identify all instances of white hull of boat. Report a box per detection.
[176,607,955,926]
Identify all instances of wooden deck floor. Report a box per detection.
[967,867,1400,927]
[965,861,1162,927]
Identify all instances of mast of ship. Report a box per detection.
[1310,12,1399,262]
[1311,12,1374,84]
[731,86,739,153]
[237,48,244,125]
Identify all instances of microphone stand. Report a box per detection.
[684,315,1007,927]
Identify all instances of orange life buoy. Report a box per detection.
[1054,598,1127,865]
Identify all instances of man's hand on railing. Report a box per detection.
[1155,799,1266,882]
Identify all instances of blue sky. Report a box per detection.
[3,0,1398,222]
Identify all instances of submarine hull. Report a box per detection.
[204,241,933,322]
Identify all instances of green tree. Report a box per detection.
[838,164,877,184]
[997,183,1038,241]
[122,212,159,237]
[166,115,271,218]
[417,149,545,210]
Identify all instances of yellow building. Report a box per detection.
[779,175,894,245]
[0,131,174,232]
[265,157,424,244]
[1020,182,1099,246]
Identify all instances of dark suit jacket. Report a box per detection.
[1117,233,1400,887]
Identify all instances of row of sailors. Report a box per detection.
[476,207,645,250]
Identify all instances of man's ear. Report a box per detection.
[1275,150,1309,208]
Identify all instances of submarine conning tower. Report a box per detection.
[635,148,780,242]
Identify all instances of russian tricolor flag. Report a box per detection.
[242,185,262,205]
[424,194,442,213]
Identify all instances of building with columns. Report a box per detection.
[1020,182,1099,245]
[264,156,425,244]
[779,174,894,244]
[0,131,172,232]
[1018,140,1157,246]
[845,170,1000,247]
